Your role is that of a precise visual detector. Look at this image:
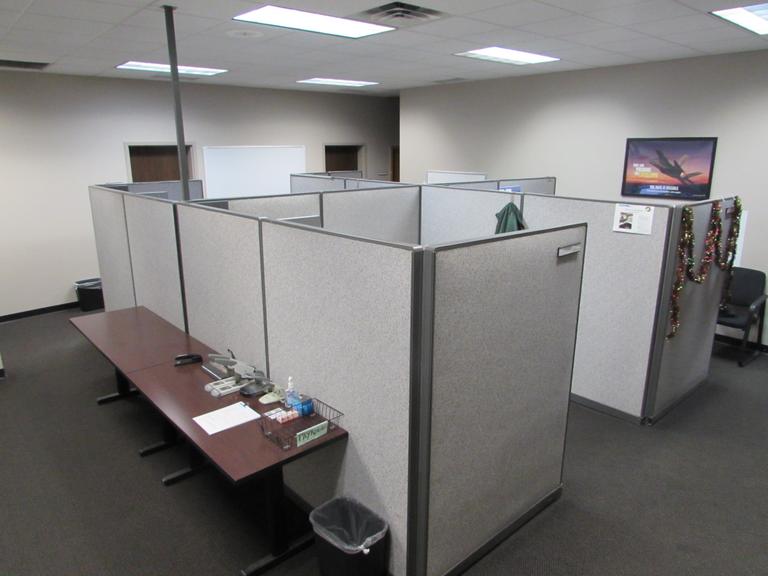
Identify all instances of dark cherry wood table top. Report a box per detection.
[70,306,211,374]
[72,306,348,484]
[129,362,347,484]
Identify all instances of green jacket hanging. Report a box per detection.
[495,202,525,234]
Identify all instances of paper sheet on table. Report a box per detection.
[193,402,260,435]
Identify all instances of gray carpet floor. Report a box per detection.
[0,309,766,575]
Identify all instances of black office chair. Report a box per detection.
[717,267,766,367]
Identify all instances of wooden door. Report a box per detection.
[129,145,191,182]
[391,145,400,182]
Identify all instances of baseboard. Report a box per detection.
[570,393,643,425]
[714,334,768,353]
[0,301,79,324]
[443,486,563,576]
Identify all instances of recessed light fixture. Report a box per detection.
[455,47,559,65]
[116,61,228,76]
[233,5,395,38]
[712,3,768,34]
[297,77,379,87]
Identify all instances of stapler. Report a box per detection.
[174,353,203,366]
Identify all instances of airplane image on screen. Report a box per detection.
[649,150,702,185]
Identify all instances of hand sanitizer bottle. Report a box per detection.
[284,376,300,409]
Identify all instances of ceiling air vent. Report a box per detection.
[0,59,49,71]
[356,2,444,27]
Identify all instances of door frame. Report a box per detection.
[124,141,197,182]
[323,143,366,177]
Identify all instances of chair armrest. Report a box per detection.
[749,294,767,314]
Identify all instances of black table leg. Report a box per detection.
[162,445,207,486]
[240,467,315,576]
[97,368,139,405]
[140,419,180,457]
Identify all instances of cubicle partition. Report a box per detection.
[322,186,421,244]
[88,187,136,311]
[176,204,268,369]
[290,173,345,193]
[229,193,321,226]
[122,194,186,331]
[99,180,205,201]
[415,224,586,576]
[420,186,520,245]
[443,177,556,195]
[260,221,416,575]
[88,178,588,576]
[647,198,737,420]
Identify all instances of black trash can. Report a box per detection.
[74,278,104,312]
[309,497,389,576]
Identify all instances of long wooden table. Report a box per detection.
[71,306,348,575]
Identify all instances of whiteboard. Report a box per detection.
[203,145,306,198]
[426,170,486,184]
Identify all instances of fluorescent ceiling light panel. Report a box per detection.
[116,61,227,76]
[712,3,768,34]
[455,47,559,65]
[233,5,394,38]
[297,77,379,87]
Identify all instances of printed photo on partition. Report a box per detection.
[618,212,633,230]
[621,137,717,200]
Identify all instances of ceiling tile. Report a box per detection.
[470,2,574,27]
[45,56,117,74]
[163,0,259,20]
[519,15,613,36]
[629,13,727,35]
[589,1,699,25]
[95,23,164,42]
[556,46,643,65]
[666,23,758,44]
[461,28,547,47]
[119,7,220,35]
[262,0,388,18]
[541,0,656,11]
[416,37,486,55]
[363,29,442,47]
[0,0,38,9]
[674,0,751,10]
[564,26,649,45]
[0,47,60,62]
[2,27,102,48]
[27,0,138,22]
[72,35,163,56]
[407,16,503,39]
[684,35,768,54]
[599,35,700,55]
[12,12,115,36]
[416,1,524,17]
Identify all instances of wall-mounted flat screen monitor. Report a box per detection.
[621,137,717,201]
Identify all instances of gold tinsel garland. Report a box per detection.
[666,197,742,339]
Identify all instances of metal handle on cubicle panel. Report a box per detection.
[557,243,582,258]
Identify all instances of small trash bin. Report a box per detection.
[74,278,104,312]
[309,497,389,576]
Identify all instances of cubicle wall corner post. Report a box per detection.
[417,187,423,245]
[641,205,682,423]
[257,218,271,379]
[407,248,435,576]
[319,193,325,228]
[172,204,190,333]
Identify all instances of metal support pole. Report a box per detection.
[163,5,190,201]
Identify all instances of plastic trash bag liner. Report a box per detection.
[309,497,388,555]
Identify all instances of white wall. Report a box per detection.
[401,49,768,342]
[0,71,398,316]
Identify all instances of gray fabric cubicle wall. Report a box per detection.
[260,220,415,576]
[323,186,421,244]
[88,187,136,311]
[499,177,556,194]
[442,179,499,191]
[229,193,320,221]
[123,195,185,330]
[419,225,585,576]
[523,195,672,419]
[290,174,345,193]
[176,204,267,370]
[646,198,736,420]
[421,186,521,246]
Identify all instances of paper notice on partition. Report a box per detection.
[613,204,654,235]
[193,402,260,435]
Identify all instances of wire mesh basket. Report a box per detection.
[259,398,343,451]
